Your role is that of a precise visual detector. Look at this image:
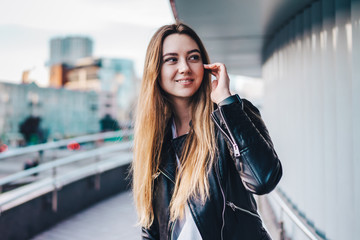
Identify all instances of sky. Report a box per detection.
[0,0,174,86]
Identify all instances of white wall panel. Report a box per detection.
[321,1,337,238]
[334,0,353,238]
[263,0,359,239]
[351,0,360,238]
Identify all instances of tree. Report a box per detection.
[19,116,44,145]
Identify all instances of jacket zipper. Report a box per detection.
[226,201,261,220]
[218,109,241,157]
[211,112,241,158]
[158,169,176,240]
[169,219,176,240]
[159,169,175,184]
[215,163,226,240]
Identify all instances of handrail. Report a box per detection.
[0,129,133,160]
[269,189,324,240]
[0,153,133,213]
[0,141,133,187]
[0,136,133,214]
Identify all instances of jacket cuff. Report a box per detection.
[218,94,242,107]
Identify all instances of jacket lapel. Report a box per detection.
[158,122,188,184]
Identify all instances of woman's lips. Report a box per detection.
[175,78,194,84]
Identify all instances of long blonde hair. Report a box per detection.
[132,23,216,228]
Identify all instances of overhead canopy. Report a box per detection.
[171,0,313,77]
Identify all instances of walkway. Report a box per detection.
[31,191,280,240]
[31,191,139,240]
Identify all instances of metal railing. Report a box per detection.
[0,130,133,215]
[0,129,133,160]
[269,189,325,240]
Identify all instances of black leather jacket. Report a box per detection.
[142,95,282,240]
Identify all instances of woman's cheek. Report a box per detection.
[196,64,205,78]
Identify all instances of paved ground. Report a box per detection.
[31,191,280,240]
[31,191,140,240]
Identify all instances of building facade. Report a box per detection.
[0,82,99,146]
[50,57,137,123]
[49,36,93,66]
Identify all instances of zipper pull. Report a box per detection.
[233,144,240,157]
[227,201,236,211]
[152,171,160,179]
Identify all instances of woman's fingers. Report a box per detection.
[204,63,225,78]
[204,64,219,77]
[204,63,232,104]
[203,64,220,72]
[204,63,228,87]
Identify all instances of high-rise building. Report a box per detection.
[47,36,137,124]
[64,57,137,122]
[49,36,93,66]
[48,57,137,122]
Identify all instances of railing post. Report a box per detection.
[270,190,324,240]
[280,221,285,240]
[52,148,57,162]
[52,166,58,212]
[38,150,44,164]
[94,155,101,190]
[279,207,285,240]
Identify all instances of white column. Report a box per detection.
[351,0,360,238]
[302,7,313,224]
[311,1,326,234]
[321,0,337,238]
[334,0,353,239]
[294,14,305,216]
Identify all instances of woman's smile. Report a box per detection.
[175,77,194,84]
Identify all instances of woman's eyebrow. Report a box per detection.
[162,49,200,58]
[163,52,178,57]
[187,49,200,54]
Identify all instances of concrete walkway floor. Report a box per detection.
[31,191,140,240]
[31,191,280,240]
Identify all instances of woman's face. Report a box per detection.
[160,33,204,103]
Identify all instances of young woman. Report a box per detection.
[132,22,282,240]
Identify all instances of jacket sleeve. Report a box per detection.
[211,94,282,195]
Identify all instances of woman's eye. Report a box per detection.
[164,57,177,63]
[189,55,200,61]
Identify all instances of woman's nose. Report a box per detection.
[178,59,191,74]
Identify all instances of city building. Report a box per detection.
[50,57,137,123]
[48,35,137,124]
[0,36,137,146]
[49,64,69,88]
[0,82,99,146]
[48,36,93,66]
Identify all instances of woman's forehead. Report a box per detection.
[162,34,200,54]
